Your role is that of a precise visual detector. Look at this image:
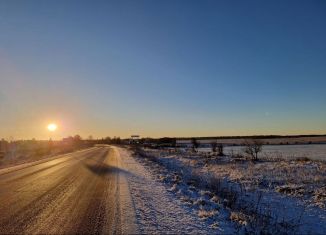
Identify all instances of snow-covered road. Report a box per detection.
[0,145,232,234]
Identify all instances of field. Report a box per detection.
[205,144,326,161]
[177,136,326,146]
[133,145,326,234]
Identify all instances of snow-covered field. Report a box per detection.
[133,147,326,234]
[199,144,326,161]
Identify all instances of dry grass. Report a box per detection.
[198,209,218,219]
[134,147,326,234]
[230,211,249,226]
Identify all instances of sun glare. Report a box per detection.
[47,123,57,132]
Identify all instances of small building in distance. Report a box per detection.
[129,135,140,144]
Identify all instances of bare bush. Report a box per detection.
[191,138,199,152]
[211,141,217,153]
[243,139,263,161]
[217,144,224,156]
[295,156,311,162]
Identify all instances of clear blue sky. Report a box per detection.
[0,0,325,139]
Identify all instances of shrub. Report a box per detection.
[211,142,217,153]
[295,156,310,162]
[191,138,199,152]
[217,144,224,156]
[243,139,263,161]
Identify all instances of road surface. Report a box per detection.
[0,146,138,234]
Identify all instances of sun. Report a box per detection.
[47,123,57,132]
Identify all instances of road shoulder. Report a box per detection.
[115,147,217,234]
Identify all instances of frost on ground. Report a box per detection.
[132,148,326,234]
[201,155,326,209]
[118,147,236,234]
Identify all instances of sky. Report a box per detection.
[0,0,326,139]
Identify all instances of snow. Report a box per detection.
[136,148,326,234]
[198,144,326,161]
[117,147,235,234]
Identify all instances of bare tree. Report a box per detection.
[211,141,217,153]
[217,144,224,156]
[243,139,263,161]
[104,137,111,144]
[191,138,199,152]
[73,135,83,149]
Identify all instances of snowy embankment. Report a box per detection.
[132,148,326,234]
[118,147,236,234]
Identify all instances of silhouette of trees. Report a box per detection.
[0,139,9,159]
[104,137,111,144]
[73,135,82,148]
[111,137,121,144]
